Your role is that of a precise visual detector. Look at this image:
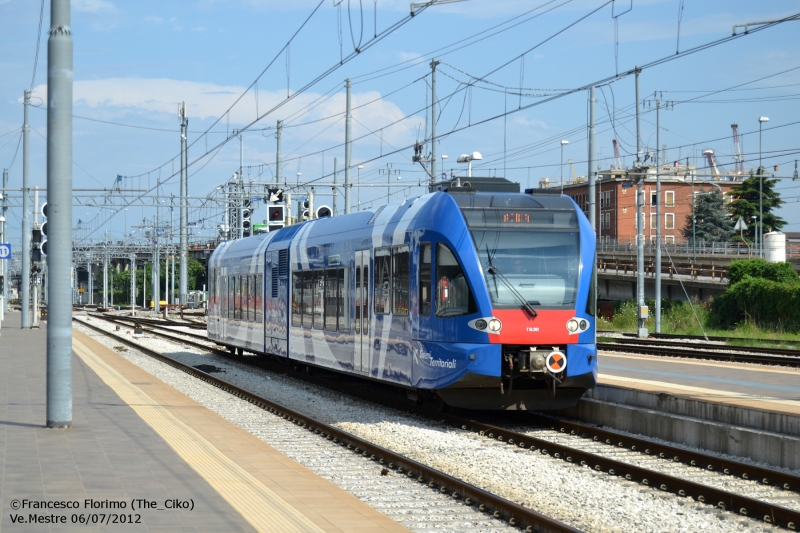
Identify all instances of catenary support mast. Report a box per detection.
[46,0,74,427]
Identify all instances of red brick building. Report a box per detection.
[547,162,742,245]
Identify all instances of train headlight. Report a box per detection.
[474,319,487,330]
[566,319,579,333]
[579,319,589,331]
[488,318,502,332]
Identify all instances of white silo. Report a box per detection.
[764,231,786,263]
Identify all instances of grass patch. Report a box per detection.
[598,299,800,347]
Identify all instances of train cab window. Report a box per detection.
[419,243,432,317]
[374,247,391,314]
[337,268,349,331]
[291,271,302,327]
[302,271,313,328]
[392,245,410,315]
[436,244,476,318]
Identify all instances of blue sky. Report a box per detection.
[1,0,800,246]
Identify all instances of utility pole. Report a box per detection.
[655,98,662,333]
[344,79,352,214]
[179,101,188,305]
[130,253,136,316]
[87,257,92,305]
[430,58,441,186]
[587,86,597,319]
[238,131,244,239]
[1,169,7,317]
[22,89,31,329]
[103,230,108,308]
[634,67,647,338]
[46,0,73,428]
[276,120,283,188]
[332,157,338,216]
[32,187,40,327]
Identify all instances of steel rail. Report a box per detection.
[598,341,800,367]
[85,314,800,530]
[75,316,580,533]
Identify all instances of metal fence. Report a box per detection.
[596,238,800,258]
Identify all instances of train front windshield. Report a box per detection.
[463,208,580,310]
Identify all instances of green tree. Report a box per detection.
[681,190,734,243]
[728,170,785,242]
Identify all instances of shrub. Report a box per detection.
[727,259,798,285]
[710,277,800,331]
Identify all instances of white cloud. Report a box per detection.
[29,78,423,147]
[192,26,207,32]
[144,15,164,24]
[73,0,115,14]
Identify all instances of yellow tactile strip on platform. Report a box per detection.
[73,338,326,533]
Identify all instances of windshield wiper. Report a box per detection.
[485,245,537,318]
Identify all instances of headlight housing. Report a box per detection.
[566,319,579,333]
[488,318,502,332]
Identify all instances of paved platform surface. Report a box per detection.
[597,351,800,416]
[0,312,410,533]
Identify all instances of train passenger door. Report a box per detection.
[353,250,370,373]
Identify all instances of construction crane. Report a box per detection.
[568,159,585,182]
[703,150,721,179]
[731,124,744,174]
[612,139,622,169]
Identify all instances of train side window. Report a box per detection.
[436,243,476,318]
[392,245,410,315]
[338,268,349,331]
[354,265,361,334]
[363,265,369,331]
[248,275,254,322]
[291,271,302,327]
[313,270,324,329]
[419,243,432,317]
[324,269,337,331]
[302,271,313,328]
[228,276,235,320]
[255,274,263,323]
[374,247,391,314]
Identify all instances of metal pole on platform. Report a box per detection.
[46,0,73,428]
[344,79,352,215]
[103,230,108,307]
[22,90,31,329]
[655,99,662,333]
[179,102,188,305]
[587,86,597,318]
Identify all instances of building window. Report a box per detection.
[665,235,675,244]
[651,192,657,206]
[650,213,657,229]
[603,213,611,230]
[665,213,675,229]
[604,191,611,207]
[665,191,675,207]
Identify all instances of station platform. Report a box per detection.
[597,351,800,416]
[0,312,410,533]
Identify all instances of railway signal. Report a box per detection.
[40,202,48,256]
[242,199,252,237]
[268,204,285,231]
[301,200,311,221]
[316,205,332,218]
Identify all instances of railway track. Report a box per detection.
[85,313,800,530]
[600,330,800,347]
[76,315,576,533]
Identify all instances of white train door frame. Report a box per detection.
[353,250,370,373]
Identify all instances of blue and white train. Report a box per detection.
[207,189,597,410]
